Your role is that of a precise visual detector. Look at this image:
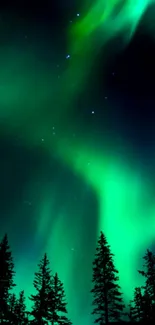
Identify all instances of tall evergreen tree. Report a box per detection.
[29,253,52,324]
[138,249,155,321]
[0,233,16,323]
[141,289,152,322]
[9,293,17,312]
[128,300,135,322]
[48,272,72,325]
[129,287,143,322]
[91,231,125,325]
[15,290,28,324]
[8,293,18,324]
[139,249,155,301]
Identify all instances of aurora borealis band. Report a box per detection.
[1,0,155,324]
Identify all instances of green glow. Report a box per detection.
[65,0,154,98]
[1,2,155,324]
[52,140,155,302]
[69,0,152,47]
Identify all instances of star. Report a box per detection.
[66,54,71,59]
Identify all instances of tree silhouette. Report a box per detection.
[129,287,143,322]
[91,231,125,325]
[138,249,155,322]
[128,300,135,322]
[29,253,52,325]
[8,292,18,324]
[15,290,28,324]
[48,272,72,325]
[0,233,16,323]
[141,289,152,322]
[9,293,17,313]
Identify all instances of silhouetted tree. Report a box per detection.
[91,231,125,325]
[29,253,52,324]
[0,233,16,323]
[15,290,28,324]
[8,293,18,324]
[128,300,135,322]
[129,287,143,322]
[141,289,152,323]
[48,272,72,325]
[138,249,155,321]
[9,293,17,313]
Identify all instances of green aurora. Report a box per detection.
[1,1,155,324]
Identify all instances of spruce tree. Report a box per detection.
[48,272,72,325]
[138,249,155,321]
[141,289,152,322]
[9,293,17,313]
[139,249,155,301]
[29,253,52,324]
[130,287,143,322]
[0,233,16,322]
[128,300,135,322]
[91,231,125,325]
[8,293,18,324]
[15,290,28,324]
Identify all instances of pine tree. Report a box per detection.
[29,253,52,324]
[138,249,155,321]
[9,293,17,313]
[141,289,152,322]
[8,293,18,324]
[15,290,28,324]
[0,233,16,323]
[48,272,72,325]
[91,231,125,325]
[128,300,135,322]
[130,287,143,322]
[139,250,155,300]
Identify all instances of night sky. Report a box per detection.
[1,0,155,324]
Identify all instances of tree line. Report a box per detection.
[0,232,155,324]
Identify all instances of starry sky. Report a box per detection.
[1,0,155,324]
